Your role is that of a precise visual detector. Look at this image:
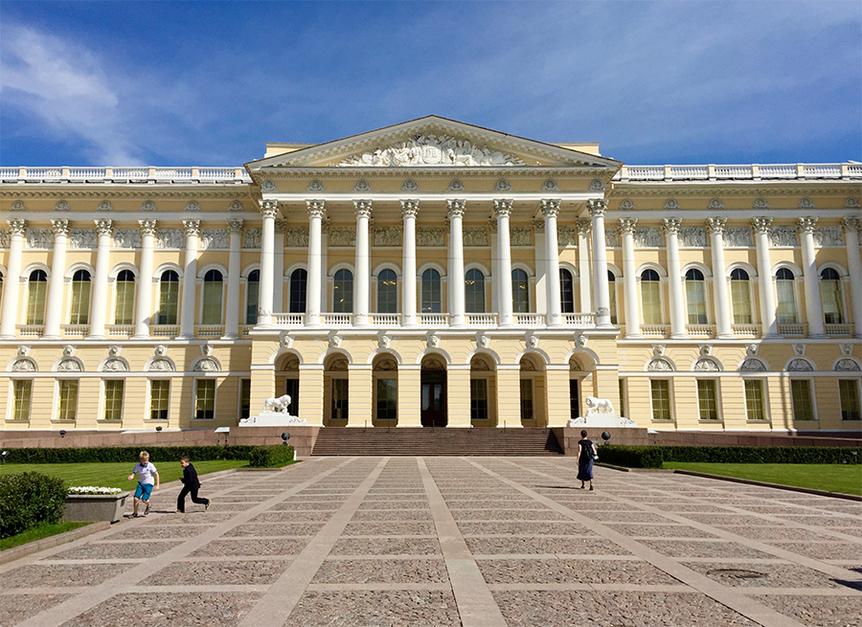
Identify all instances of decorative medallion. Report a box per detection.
[54,200,70,212]
[542,179,559,192]
[261,180,277,192]
[307,180,324,192]
[184,201,201,212]
[401,179,419,192]
[140,200,156,212]
[448,179,465,191]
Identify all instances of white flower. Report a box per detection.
[68,486,124,495]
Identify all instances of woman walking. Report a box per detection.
[577,430,598,490]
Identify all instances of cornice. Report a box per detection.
[0,189,253,201]
[250,166,615,184]
[608,183,861,199]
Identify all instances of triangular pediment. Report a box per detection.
[246,116,620,172]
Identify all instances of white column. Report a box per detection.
[752,217,778,337]
[577,218,592,314]
[495,199,514,327]
[43,219,69,339]
[489,218,499,314]
[798,216,825,338]
[258,200,278,328]
[306,200,325,326]
[0,219,27,338]
[448,199,466,326]
[401,199,419,327]
[320,219,329,315]
[707,217,733,339]
[88,219,113,339]
[542,199,562,327]
[663,217,687,338]
[589,199,612,328]
[354,199,372,327]
[842,216,862,338]
[134,220,157,339]
[223,218,243,339]
[178,219,200,339]
[273,220,285,316]
[619,218,641,338]
[533,218,547,316]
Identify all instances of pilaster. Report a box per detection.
[496,364,522,427]
[298,364,324,426]
[347,364,373,427]
[447,364,471,427]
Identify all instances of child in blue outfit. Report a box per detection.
[127,450,160,517]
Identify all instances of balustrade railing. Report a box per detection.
[107,325,135,338]
[420,313,449,327]
[514,313,545,325]
[640,324,670,338]
[615,163,861,182]
[239,325,254,337]
[272,313,305,326]
[731,324,760,338]
[322,313,353,326]
[685,324,715,338]
[368,313,400,326]
[61,325,90,338]
[466,313,497,326]
[17,325,45,337]
[151,325,180,337]
[5,166,251,184]
[777,323,807,337]
[562,313,596,326]
[195,325,224,338]
[825,323,854,337]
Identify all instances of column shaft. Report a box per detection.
[134,220,157,339]
[843,217,862,338]
[590,200,612,327]
[708,218,733,338]
[44,220,69,339]
[0,220,27,338]
[542,200,562,326]
[577,219,592,314]
[495,199,514,326]
[224,218,243,338]
[663,217,687,338]
[798,217,825,337]
[753,217,778,337]
[88,220,113,339]
[258,201,277,327]
[273,221,285,316]
[354,200,372,326]
[448,199,466,326]
[401,200,419,326]
[178,220,200,339]
[620,218,641,338]
[306,201,324,326]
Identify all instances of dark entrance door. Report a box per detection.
[421,370,447,427]
[569,379,579,421]
[284,379,299,416]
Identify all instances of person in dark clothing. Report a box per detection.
[176,456,211,513]
[576,430,598,490]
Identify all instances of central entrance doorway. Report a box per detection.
[420,357,447,427]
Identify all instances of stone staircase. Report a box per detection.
[311,427,564,456]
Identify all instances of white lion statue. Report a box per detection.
[263,394,292,414]
[584,396,614,416]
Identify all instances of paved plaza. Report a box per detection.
[1,457,860,627]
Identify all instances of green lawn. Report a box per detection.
[0,459,249,490]
[663,462,862,496]
[0,521,92,552]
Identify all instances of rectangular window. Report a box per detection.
[201,283,223,324]
[115,281,135,324]
[697,379,719,421]
[641,282,662,325]
[12,380,32,421]
[331,378,349,420]
[608,283,618,324]
[57,380,78,421]
[519,378,534,422]
[744,380,766,421]
[27,279,47,325]
[70,281,91,324]
[103,380,124,421]
[790,380,815,421]
[618,379,627,419]
[731,280,752,324]
[839,379,861,421]
[158,281,179,324]
[239,378,251,420]
[194,379,216,420]
[471,378,488,421]
[686,281,708,324]
[150,379,170,420]
[376,378,397,422]
[650,379,671,421]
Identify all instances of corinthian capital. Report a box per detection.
[447,199,466,218]
[51,219,70,237]
[493,199,513,218]
[587,198,607,217]
[662,217,682,234]
[751,216,772,233]
[259,199,279,218]
[706,217,727,234]
[182,219,201,238]
[139,219,158,237]
[306,199,326,219]
[577,218,592,236]
[618,217,638,234]
[354,199,372,218]
[541,198,561,218]
[796,216,817,233]
[842,215,861,234]
[8,219,28,236]
[94,219,114,236]
[226,218,244,234]
[401,199,419,218]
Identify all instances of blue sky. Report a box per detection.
[1,1,860,167]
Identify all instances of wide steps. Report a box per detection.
[311,427,563,456]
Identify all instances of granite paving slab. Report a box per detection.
[605,523,721,538]
[477,558,677,585]
[311,558,448,584]
[343,522,437,536]
[767,541,862,561]
[711,525,839,541]
[0,563,137,588]
[41,540,184,561]
[682,561,849,589]
[287,590,461,627]
[152,559,292,585]
[99,524,217,540]
[330,538,442,555]
[639,540,779,560]
[248,511,333,523]
[222,523,324,537]
[457,521,592,536]
[188,538,310,557]
[0,594,74,626]
[755,594,862,627]
[350,509,434,521]
[466,536,632,556]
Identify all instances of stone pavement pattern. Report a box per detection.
[1,457,860,627]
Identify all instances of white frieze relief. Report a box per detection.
[835,358,861,372]
[57,357,83,372]
[113,229,141,249]
[604,228,620,248]
[69,229,96,249]
[510,226,532,246]
[634,227,663,248]
[26,229,53,249]
[101,357,129,372]
[463,227,489,247]
[0,229,9,249]
[200,229,229,250]
[418,226,446,247]
[329,226,356,247]
[11,357,37,372]
[558,225,578,248]
[284,226,309,247]
[724,227,753,247]
[786,358,814,372]
[243,228,261,249]
[769,226,798,247]
[813,226,843,247]
[338,134,526,167]
[374,226,402,247]
[679,227,707,248]
[156,229,184,249]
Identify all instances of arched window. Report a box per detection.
[775,268,798,324]
[684,268,707,324]
[820,268,844,324]
[608,270,618,324]
[289,268,307,314]
[246,270,260,324]
[333,269,353,313]
[201,269,224,325]
[114,270,135,325]
[69,269,91,324]
[377,269,398,313]
[640,269,662,325]
[512,268,529,313]
[422,269,441,313]
[26,269,48,325]
[730,268,752,324]
[157,270,179,325]
[465,269,485,313]
[560,269,575,313]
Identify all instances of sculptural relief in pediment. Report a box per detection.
[337,135,526,167]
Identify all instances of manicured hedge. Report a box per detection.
[3,445,256,464]
[596,444,862,468]
[249,445,295,468]
[0,472,67,539]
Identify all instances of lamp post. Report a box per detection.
[281,432,290,445]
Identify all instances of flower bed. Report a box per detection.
[68,486,124,495]
[64,487,129,523]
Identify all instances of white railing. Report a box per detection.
[668,165,708,179]
[615,163,861,182]
[562,313,595,326]
[61,324,90,338]
[758,164,796,178]
[369,313,400,326]
[826,323,854,337]
[195,325,224,337]
[151,325,180,337]
[731,324,760,338]
[466,313,497,326]
[5,166,251,184]
[420,313,449,326]
[111,167,149,179]
[17,325,45,337]
[107,325,135,337]
[272,313,305,326]
[0,167,20,179]
[68,167,107,180]
[239,325,254,337]
[322,313,353,326]
[685,324,715,338]
[778,323,807,337]
[514,313,545,326]
[641,324,670,338]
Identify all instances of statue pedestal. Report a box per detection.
[239,412,307,427]
[567,413,636,428]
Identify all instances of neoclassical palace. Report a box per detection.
[1,117,861,433]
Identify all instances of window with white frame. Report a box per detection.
[641,269,662,325]
[730,268,753,324]
[289,268,307,313]
[12,380,32,421]
[650,379,672,420]
[69,269,91,324]
[465,268,485,313]
[157,270,179,324]
[201,269,224,324]
[512,268,529,313]
[26,269,48,325]
[775,268,798,324]
[819,268,844,324]
[790,379,815,421]
[114,270,135,325]
[57,379,78,421]
[560,268,575,313]
[103,380,124,421]
[839,379,861,421]
[149,379,170,420]
[697,379,719,420]
[194,379,216,419]
[333,269,353,313]
[744,379,766,421]
[421,268,441,313]
[608,270,618,324]
[685,268,707,324]
[377,268,398,314]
